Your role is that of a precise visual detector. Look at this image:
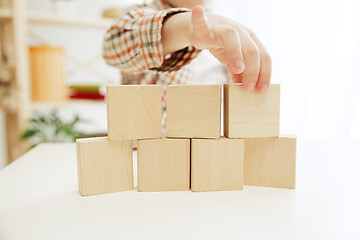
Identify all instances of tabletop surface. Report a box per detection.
[0,138,359,240]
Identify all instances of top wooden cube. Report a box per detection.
[166,85,221,139]
[107,85,162,140]
[224,84,280,138]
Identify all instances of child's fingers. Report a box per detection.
[230,71,243,83]
[191,5,212,37]
[237,31,261,91]
[214,26,245,75]
[246,30,272,94]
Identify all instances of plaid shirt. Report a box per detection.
[103,0,202,95]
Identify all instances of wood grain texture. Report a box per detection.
[137,138,190,192]
[106,85,162,140]
[224,84,280,138]
[166,85,221,139]
[191,137,244,192]
[244,136,296,189]
[76,137,133,196]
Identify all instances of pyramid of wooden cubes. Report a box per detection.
[76,83,296,196]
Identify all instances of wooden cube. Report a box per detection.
[107,85,162,140]
[224,84,280,138]
[166,85,221,138]
[76,137,133,196]
[191,137,244,192]
[244,136,296,189]
[137,138,190,191]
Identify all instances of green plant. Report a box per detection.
[21,110,94,148]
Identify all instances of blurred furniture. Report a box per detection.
[102,7,125,19]
[0,139,359,239]
[30,45,66,102]
[0,0,112,163]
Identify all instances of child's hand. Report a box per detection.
[189,6,271,94]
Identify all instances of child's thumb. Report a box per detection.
[191,5,211,37]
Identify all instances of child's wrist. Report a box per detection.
[162,12,192,54]
[181,12,192,46]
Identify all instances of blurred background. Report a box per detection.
[0,0,359,168]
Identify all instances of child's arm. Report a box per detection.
[162,6,272,93]
[103,5,271,93]
[103,5,200,74]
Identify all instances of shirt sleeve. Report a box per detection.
[102,5,201,74]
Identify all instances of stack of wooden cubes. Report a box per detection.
[76,84,296,196]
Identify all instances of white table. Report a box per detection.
[0,139,359,240]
